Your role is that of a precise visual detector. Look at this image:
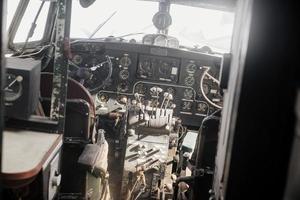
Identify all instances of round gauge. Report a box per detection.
[152,11,172,30]
[197,102,209,114]
[119,54,131,67]
[167,37,179,48]
[166,87,176,96]
[97,93,109,103]
[117,82,129,93]
[138,60,153,77]
[142,34,154,45]
[4,74,23,102]
[119,69,129,80]
[184,76,195,86]
[182,101,192,111]
[135,83,146,95]
[72,54,83,65]
[117,95,128,104]
[150,86,161,97]
[186,62,197,74]
[158,62,171,76]
[154,35,168,47]
[183,88,194,100]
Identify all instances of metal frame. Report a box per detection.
[141,0,237,12]
[50,0,72,133]
[7,0,57,52]
[0,0,7,196]
[213,0,298,199]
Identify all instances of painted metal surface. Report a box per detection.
[50,0,71,133]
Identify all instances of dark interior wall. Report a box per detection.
[222,0,298,200]
[0,0,7,197]
[284,97,300,200]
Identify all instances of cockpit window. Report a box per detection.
[6,0,20,30]
[70,0,234,52]
[71,0,157,40]
[13,0,50,43]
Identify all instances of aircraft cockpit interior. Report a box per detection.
[0,0,298,200]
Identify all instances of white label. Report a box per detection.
[211,89,218,94]
[171,67,178,75]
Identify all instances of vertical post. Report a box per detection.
[0,0,7,196]
[50,0,72,133]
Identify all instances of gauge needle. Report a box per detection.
[5,76,23,90]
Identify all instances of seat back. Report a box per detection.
[195,114,220,169]
[191,111,221,200]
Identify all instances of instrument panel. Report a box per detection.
[70,41,222,126]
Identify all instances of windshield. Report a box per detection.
[71,0,235,53]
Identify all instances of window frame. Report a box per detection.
[7,0,57,52]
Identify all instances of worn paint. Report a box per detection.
[50,0,70,133]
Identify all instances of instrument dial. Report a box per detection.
[4,74,23,102]
[119,69,129,80]
[154,35,168,47]
[138,60,153,77]
[158,62,171,76]
[184,76,195,86]
[197,102,209,114]
[182,101,193,112]
[150,86,163,97]
[97,93,109,103]
[167,37,179,48]
[186,62,197,74]
[134,83,146,95]
[143,34,155,45]
[119,54,131,67]
[183,88,194,100]
[72,54,83,65]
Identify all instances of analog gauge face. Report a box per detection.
[152,11,172,30]
[134,83,146,95]
[119,69,129,80]
[182,101,192,111]
[117,82,129,93]
[197,102,209,114]
[138,60,153,77]
[117,95,128,104]
[184,76,195,86]
[154,35,168,47]
[97,93,109,103]
[183,88,194,100]
[142,35,154,45]
[72,54,83,65]
[158,62,171,76]
[119,55,131,67]
[166,87,176,96]
[186,62,197,74]
[167,37,179,48]
[4,74,23,102]
[150,86,162,97]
